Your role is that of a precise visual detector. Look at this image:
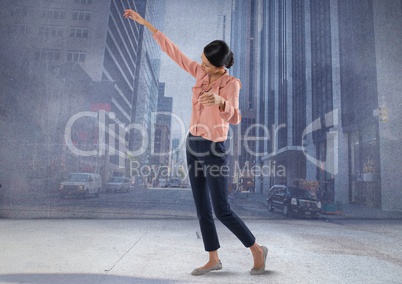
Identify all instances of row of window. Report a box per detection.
[34,50,86,63]
[43,0,92,4]
[41,9,67,20]
[38,26,89,38]
[38,9,91,21]
[74,0,93,4]
[3,24,90,40]
[13,9,90,20]
[3,24,32,35]
[41,9,91,21]
[11,7,28,17]
[11,0,93,18]
[72,11,91,21]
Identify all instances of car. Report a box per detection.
[168,178,180,188]
[105,177,131,193]
[158,178,168,188]
[60,173,102,199]
[266,185,321,218]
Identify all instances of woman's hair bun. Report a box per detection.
[226,51,234,68]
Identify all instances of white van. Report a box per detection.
[60,173,102,199]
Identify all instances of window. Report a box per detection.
[6,24,31,35]
[11,6,29,17]
[41,9,66,20]
[39,26,64,37]
[35,50,61,61]
[70,27,89,38]
[67,51,86,62]
[75,0,93,4]
[72,11,91,21]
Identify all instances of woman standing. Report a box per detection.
[123,9,267,276]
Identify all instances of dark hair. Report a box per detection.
[203,40,234,68]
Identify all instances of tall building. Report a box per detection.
[0,0,167,188]
[230,0,402,211]
[128,0,165,171]
[153,82,172,168]
[338,0,402,210]
[230,0,259,192]
[0,0,115,187]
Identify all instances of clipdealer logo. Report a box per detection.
[301,109,339,175]
[64,110,186,167]
[64,109,340,175]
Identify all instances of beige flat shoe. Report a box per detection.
[250,246,268,275]
[191,260,222,276]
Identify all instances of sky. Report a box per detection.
[158,0,232,143]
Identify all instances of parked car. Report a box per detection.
[168,178,180,188]
[60,173,102,199]
[158,178,168,188]
[266,185,321,218]
[105,177,131,193]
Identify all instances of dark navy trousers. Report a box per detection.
[186,133,255,251]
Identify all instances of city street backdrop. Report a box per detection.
[0,0,401,218]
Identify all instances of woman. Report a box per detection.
[123,9,268,276]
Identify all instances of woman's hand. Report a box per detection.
[123,9,157,34]
[199,92,226,110]
[123,9,146,25]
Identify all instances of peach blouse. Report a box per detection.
[153,30,242,142]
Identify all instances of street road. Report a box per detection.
[3,186,402,221]
[2,186,274,219]
[54,187,198,218]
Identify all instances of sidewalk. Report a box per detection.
[1,218,402,284]
[0,194,401,284]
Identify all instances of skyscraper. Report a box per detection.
[230,0,402,211]
[0,0,167,189]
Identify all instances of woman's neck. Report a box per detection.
[209,70,226,84]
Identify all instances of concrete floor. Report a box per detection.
[1,218,401,284]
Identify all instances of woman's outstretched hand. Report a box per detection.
[123,9,157,34]
[123,9,146,25]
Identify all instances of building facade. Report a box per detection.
[0,0,168,190]
[231,0,402,211]
[230,0,259,192]
[152,82,172,172]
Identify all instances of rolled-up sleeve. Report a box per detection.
[220,79,241,125]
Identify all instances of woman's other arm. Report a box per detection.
[123,9,200,78]
[219,80,241,125]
